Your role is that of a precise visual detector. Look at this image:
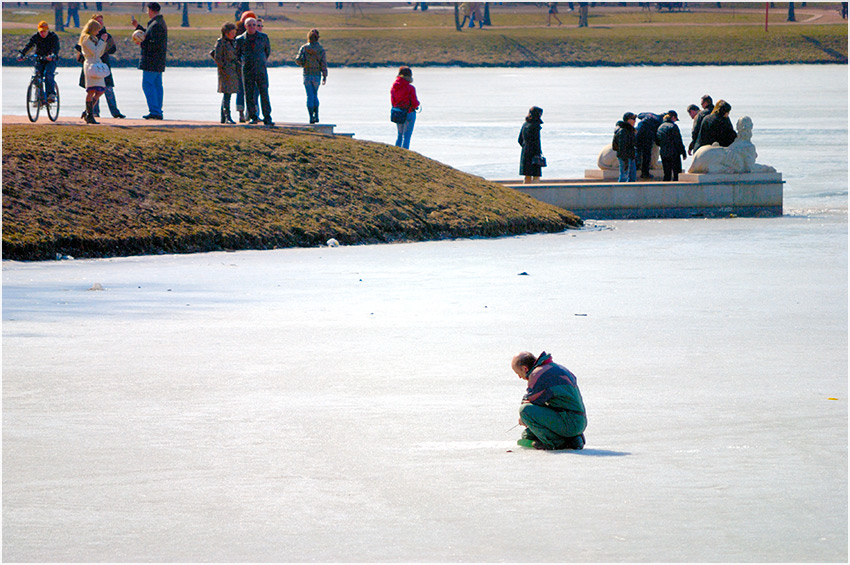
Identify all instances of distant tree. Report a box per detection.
[483,2,491,25]
[454,2,462,30]
[182,2,190,27]
[786,2,796,21]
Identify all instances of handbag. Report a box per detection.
[390,107,408,124]
[87,61,111,79]
[531,154,547,167]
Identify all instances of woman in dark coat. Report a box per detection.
[214,22,240,124]
[518,106,544,184]
[696,99,736,149]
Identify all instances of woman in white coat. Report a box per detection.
[79,19,108,124]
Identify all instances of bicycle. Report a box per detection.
[22,54,60,122]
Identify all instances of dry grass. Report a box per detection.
[2,125,580,261]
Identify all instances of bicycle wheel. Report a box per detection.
[46,83,60,122]
[26,80,40,122]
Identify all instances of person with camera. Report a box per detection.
[17,21,60,104]
[132,2,168,120]
[511,351,587,451]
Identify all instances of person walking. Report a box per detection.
[295,28,328,124]
[547,2,563,25]
[17,21,60,103]
[518,106,544,184]
[235,17,273,126]
[696,100,736,149]
[613,111,637,182]
[656,110,687,181]
[214,22,239,124]
[390,66,420,149]
[79,18,108,124]
[132,2,167,120]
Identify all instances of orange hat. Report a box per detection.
[37,21,49,31]
[239,10,256,22]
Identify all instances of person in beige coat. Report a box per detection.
[79,18,107,124]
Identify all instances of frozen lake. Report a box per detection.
[3,65,847,561]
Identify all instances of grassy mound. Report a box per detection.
[2,125,580,261]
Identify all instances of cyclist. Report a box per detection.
[17,21,60,103]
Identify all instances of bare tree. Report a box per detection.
[787,2,796,21]
[182,2,190,27]
[454,2,462,30]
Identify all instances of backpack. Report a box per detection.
[611,131,619,152]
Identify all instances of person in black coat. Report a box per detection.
[17,21,60,101]
[132,2,168,119]
[235,17,273,126]
[613,112,637,183]
[696,99,737,149]
[635,111,663,178]
[518,106,544,184]
[655,110,687,181]
[689,94,713,154]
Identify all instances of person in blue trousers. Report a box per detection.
[613,111,638,182]
[390,66,420,149]
[132,2,167,120]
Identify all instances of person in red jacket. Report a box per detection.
[390,66,420,149]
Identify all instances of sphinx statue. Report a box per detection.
[688,116,776,174]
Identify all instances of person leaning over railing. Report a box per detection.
[17,21,60,103]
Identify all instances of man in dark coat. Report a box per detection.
[132,2,168,119]
[635,111,663,178]
[235,17,274,126]
[689,94,713,154]
[613,112,637,182]
[656,110,687,181]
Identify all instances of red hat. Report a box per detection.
[239,10,257,22]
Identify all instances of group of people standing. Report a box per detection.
[611,95,736,182]
[519,94,738,184]
[212,10,329,126]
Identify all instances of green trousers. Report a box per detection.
[519,403,586,450]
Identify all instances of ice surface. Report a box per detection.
[3,216,846,562]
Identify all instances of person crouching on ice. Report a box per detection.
[511,351,587,450]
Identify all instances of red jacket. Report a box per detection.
[390,76,419,112]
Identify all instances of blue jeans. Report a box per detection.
[142,71,163,117]
[395,111,416,149]
[65,7,79,27]
[35,59,57,97]
[304,75,320,108]
[618,158,637,182]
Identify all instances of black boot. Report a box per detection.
[224,108,235,124]
[220,107,226,124]
[313,105,319,124]
[238,109,246,123]
[84,101,98,124]
[307,107,314,123]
